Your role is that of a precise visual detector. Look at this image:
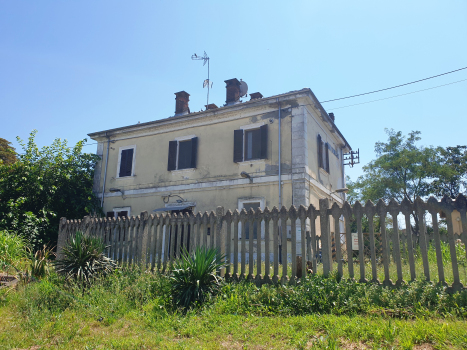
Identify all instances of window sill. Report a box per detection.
[319,167,329,176]
[238,159,265,165]
[170,168,196,174]
[116,175,136,179]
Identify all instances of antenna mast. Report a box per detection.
[191,51,211,106]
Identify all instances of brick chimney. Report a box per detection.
[175,91,190,116]
[329,112,335,122]
[224,78,241,105]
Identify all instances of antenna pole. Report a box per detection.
[191,51,210,109]
[207,57,210,106]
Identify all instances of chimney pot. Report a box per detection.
[329,112,335,122]
[249,92,263,100]
[174,91,190,115]
[224,78,241,105]
[205,103,218,110]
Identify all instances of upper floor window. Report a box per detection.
[167,136,198,171]
[317,134,330,174]
[233,124,268,162]
[117,145,136,178]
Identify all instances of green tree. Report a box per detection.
[0,138,17,165]
[0,130,101,247]
[348,129,442,236]
[430,145,467,199]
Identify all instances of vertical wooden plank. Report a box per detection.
[289,206,297,283]
[365,201,378,283]
[156,215,164,271]
[319,199,332,277]
[427,199,445,285]
[162,214,171,273]
[225,210,233,279]
[280,206,288,284]
[255,209,262,285]
[440,196,462,291]
[271,207,279,284]
[376,200,392,286]
[263,208,271,284]
[308,204,317,275]
[343,202,354,279]
[401,198,416,281]
[331,203,342,279]
[203,212,209,248]
[175,214,182,259]
[455,194,467,266]
[388,199,403,285]
[169,215,177,266]
[183,214,189,255]
[247,209,255,281]
[354,201,366,282]
[240,209,247,280]
[209,212,216,250]
[110,218,117,261]
[298,206,308,280]
[415,197,430,281]
[150,215,158,270]
[189,214,196,254]
[233,210,240,280]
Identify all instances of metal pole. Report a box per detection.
[101,135,110,208]
[207,58,210,106]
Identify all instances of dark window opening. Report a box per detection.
[233,125,268,163]
[168,137,198,171]
[244,128,262,160]
[119,148,134,177]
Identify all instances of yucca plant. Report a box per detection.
[170,246,226,309]
[54,231,117,285]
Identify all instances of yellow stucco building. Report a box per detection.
[89,78,352,239]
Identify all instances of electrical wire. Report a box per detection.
[327,78,467,111]
[319,66,467,103]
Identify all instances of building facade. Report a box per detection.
[89,79,352,237]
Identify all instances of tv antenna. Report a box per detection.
[191,51,211,107]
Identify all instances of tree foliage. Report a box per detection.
[0,130,101,247]
[0,138,17,165]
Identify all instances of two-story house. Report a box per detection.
[89,78,351,239]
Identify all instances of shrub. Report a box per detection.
[170,247,226,309]
[54,231,117,285]
[0,230,27,272]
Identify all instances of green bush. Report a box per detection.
[54,231,117,285]
[0,230,27,272]
[170,247,226,309]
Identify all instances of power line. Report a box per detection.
[319,66,467,103]
[327,78,467,111]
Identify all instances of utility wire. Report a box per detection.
[327,78,467,111]
[319,66,467,103]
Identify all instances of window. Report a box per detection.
[107,207,131,218]
[233,124,268,162]
[117,146,136,178]
[167,136,198,171]
[317,135,330,173]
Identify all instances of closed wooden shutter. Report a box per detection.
[260,124,268,159]
[167,140,177,171]
[233,129,243,163]
[190,137,198,168]
[317,135,323,168]
[325,142,330,173]
[119,148,134,177]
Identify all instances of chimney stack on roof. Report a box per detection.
[329,112,335,122]
[174,91,190,116]
[224,78,241,105]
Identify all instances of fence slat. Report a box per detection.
[331,203,342,279]
[377,200,392,286]
[255,209,262,285]
[289,206,297,283]
[415,198,430,281]
[248,210,255,281]
[264,208,271,283]
[388,199,403,285]
[233,210,239,279]
[299,206,308,280]
[225,211,232,279]
[272,207,279,284]
[280,206,288,284]
[401,198,416,281]
[354,201,366,282]
[343,202,354,279]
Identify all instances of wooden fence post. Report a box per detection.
[320,198,332,277]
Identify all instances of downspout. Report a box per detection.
[277,99,282,208]
[100,134,110,208]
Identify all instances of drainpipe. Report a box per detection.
[277,99,282,208]
[100,134,110,208]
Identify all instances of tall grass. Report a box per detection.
[0,230,28,273]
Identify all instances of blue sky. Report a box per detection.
[1,1,466,181]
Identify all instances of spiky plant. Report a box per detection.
[54,231,117,284]
[170,246,226,309]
